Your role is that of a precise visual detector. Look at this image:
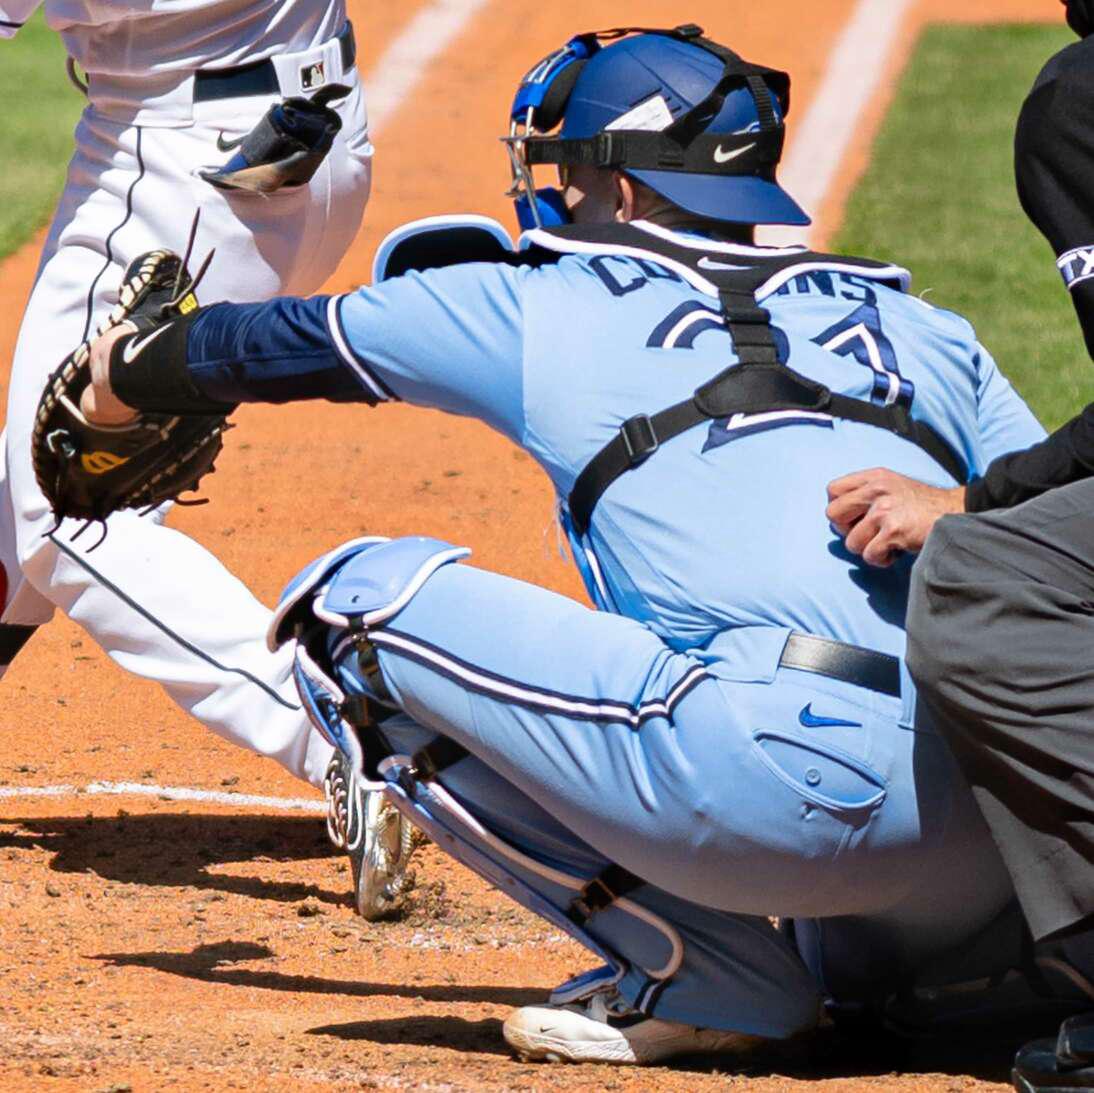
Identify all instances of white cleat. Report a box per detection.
[324,751,415,921]
[502,985,763,1065]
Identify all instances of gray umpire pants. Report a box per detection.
[907,477,1094,942]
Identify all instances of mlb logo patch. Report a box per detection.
[301,61,326,91]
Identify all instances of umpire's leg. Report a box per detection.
[907,477,1094,942]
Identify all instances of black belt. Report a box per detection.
[779,632,901,697]
[194,22,356,102]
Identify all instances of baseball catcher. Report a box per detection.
[74,23,1094,1070]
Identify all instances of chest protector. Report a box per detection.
[523,223,969,536]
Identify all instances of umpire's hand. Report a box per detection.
[826,469,966,567]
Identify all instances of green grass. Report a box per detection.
[835,23,1088,429]
[0,11,84,259]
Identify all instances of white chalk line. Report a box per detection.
[0,781,326,813]
[759,0,916,248]
[365,0,494,137]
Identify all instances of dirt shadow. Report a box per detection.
[304,1015,1024,1081]
[2,815,1054,1084]
[0,812,348,906]
[309,1015,510,1056]
[724,1019,1044,1086]
[92,939,544,1009]
[87,940,1036,1081]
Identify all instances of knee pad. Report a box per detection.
[268,535,470,777]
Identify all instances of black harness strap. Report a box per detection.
[536,224,971,536]
[569,365,968,535]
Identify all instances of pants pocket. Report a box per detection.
[752,731,887,818]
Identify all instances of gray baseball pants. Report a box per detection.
[907,477,1094,941]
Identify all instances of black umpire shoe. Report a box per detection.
[1014,1013,1094,1091]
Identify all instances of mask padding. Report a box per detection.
[535,60,587,132]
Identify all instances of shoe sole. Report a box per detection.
[505,1018,763,1068]
[503,1024,639,1065]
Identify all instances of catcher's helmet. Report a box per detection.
[506,24,810,229]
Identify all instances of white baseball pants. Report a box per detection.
[0,70,371,786]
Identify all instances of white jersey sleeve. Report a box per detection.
[0,1,42,37]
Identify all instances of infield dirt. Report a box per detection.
[0,1,1063,1089]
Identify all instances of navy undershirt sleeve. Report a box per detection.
[186,295,381,405]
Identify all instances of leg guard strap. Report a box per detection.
[375,751,684,986]
[409,735,469,781]
[568,863,646,927]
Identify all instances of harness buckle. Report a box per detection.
[339,693,370,727]
[395,765,419,798]
[888,401,913,435]
[594,132,622,166]
[568,874,619,925]
[411,747,438,782]
[722,304,770,325]
[620,414,659,466]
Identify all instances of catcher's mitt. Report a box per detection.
[32,247,228,527]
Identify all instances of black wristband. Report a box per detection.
[963,477,989,513]
[109,312,237,415]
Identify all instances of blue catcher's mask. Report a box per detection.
[503,23,810,231]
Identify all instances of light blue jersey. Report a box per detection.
[334,232,1042,657]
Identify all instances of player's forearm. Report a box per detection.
[965,402,1094,511]
[109,296,381,413]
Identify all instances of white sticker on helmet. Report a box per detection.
[605,94,674,133]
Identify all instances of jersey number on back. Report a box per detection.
[646,297,915,451]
